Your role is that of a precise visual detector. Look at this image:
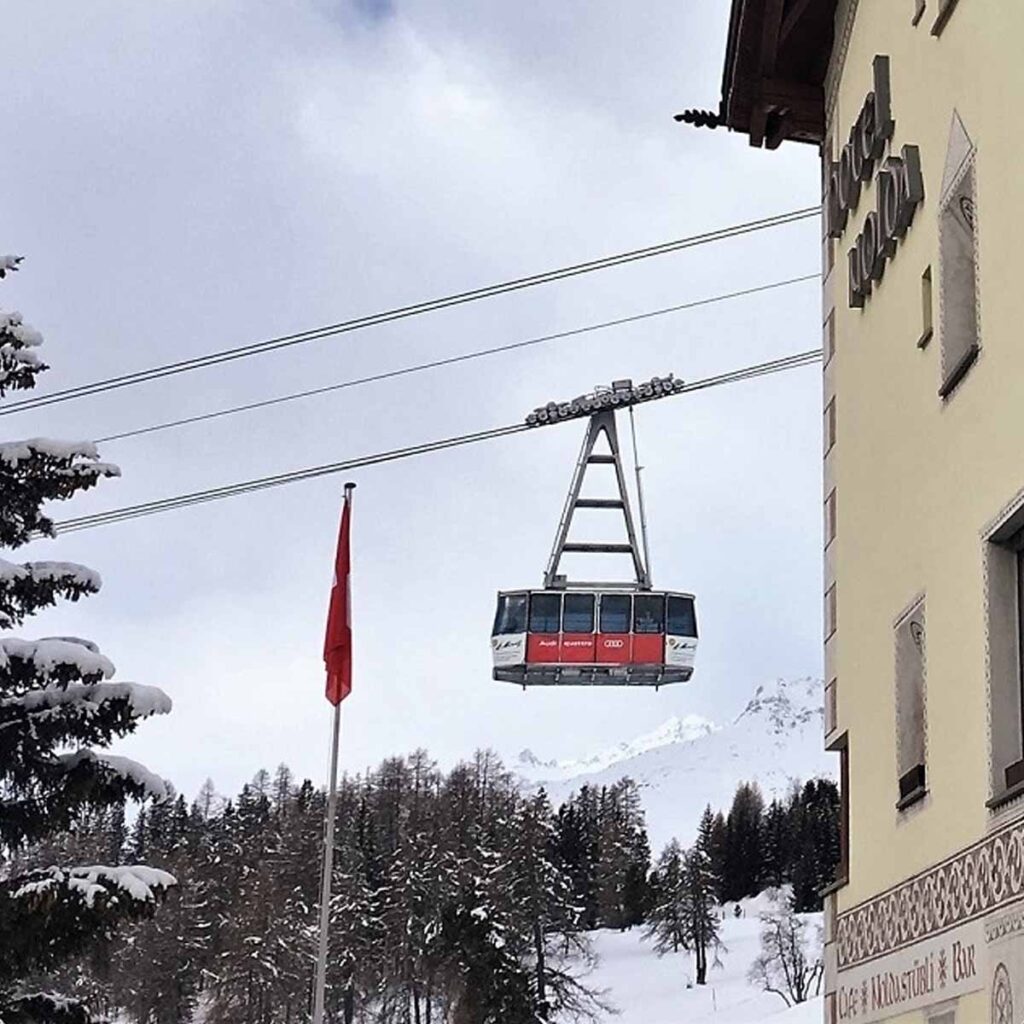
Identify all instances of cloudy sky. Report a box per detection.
[6,1,824,801]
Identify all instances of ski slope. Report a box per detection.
[588,902,822,1024]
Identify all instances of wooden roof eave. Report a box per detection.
[717,0,835,149]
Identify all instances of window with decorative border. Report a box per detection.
[824,397,836,455]
[824,310,836,367]
[825,583,837,641]
[938,112,979,399]
[825,488,837,549]
[825,677,838,736]
[823,135,836,275]
[894,597,927,810]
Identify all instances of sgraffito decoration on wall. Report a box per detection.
[836,818,1024,971]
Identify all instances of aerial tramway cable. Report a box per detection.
[94,273,818,446]
[0,207,818,418]
[48,349,822,537]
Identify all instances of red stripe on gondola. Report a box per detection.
[596,634,631,664]
[560,634,597,663]
[631,634,664,665]
[526,635,560,663]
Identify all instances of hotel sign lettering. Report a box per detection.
[834,920,983,1023]
[826,56,894,230]
[825,56,924,308]
[845,149,924,308]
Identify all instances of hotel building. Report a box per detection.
[687,2,1024,1020]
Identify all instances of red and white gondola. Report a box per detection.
[492,377,698,688]
[492,588,697,686]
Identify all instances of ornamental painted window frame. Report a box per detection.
[937,111,980,400]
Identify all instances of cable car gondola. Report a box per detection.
[492,378,698,688]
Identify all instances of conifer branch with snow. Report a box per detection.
[0,258,174,1024]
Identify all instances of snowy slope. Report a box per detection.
[516,678,835,853]
[587,908,822,1024]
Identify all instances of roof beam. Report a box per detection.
[749,103,768,148]
[760,0,786,77]
[707,0,836,148]
[765,112,791,150]
[779,0,816,47]
[760,77,823,108]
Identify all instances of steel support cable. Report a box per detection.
[95,273,819,446]
[53,424,531,534]
[0,207,820,418]
[49,349,823,537]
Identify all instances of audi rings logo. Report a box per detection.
[604,639,625,649]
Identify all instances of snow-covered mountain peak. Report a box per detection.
[516,712,717,782]
[641,714,719,749]
[734,677,822,735]
[515,677,833,852]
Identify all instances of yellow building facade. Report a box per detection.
[689,2,1024,1020]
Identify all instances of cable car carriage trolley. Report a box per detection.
[492,376,698,688]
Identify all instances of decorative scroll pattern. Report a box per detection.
[836,818,1024,970]
[985,903,1024,944]
[992,962,1013,1024]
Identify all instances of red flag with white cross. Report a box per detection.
[323,486,354,705]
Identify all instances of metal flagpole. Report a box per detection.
[312,483,353,1024]
[312,698,342,1024]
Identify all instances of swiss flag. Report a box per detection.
[323,488,353,705]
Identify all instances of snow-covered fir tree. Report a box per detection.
[645,830,722,986]
[695,806,723,903]
[721,781,766,902]
[113,797,205,1024]
[683,811,724,985]
[0,258,174,1024]
[503,791,607,1022]
[552,780,650,931]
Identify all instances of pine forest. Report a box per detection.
[12,755,839,1024]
